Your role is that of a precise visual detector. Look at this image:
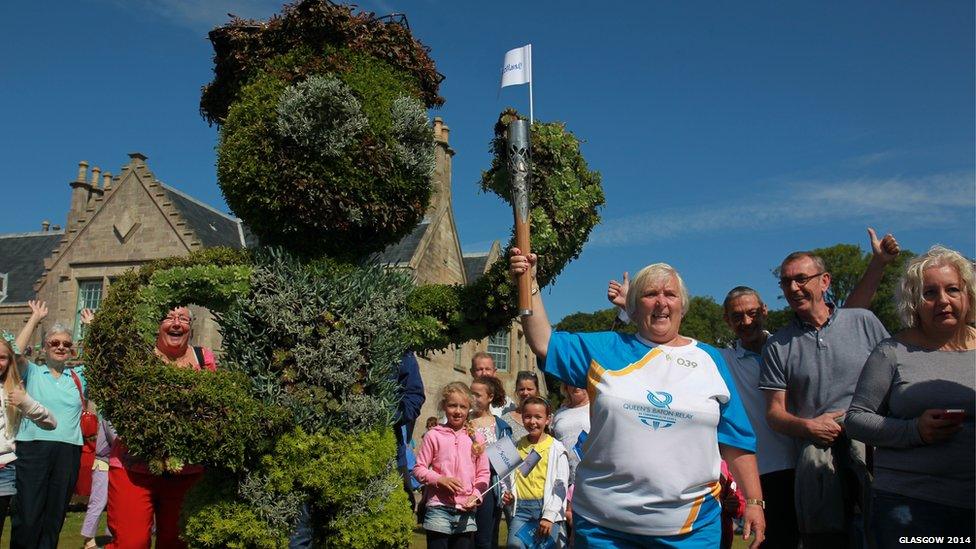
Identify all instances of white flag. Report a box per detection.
[500,44,532,88]
[517,449,542,476]
[486,435,521,478]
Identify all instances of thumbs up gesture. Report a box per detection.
[8,382,26,408]
[608,272,630,309]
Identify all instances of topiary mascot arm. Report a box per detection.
[404,109,604,352]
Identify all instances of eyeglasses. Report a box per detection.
[46,340,73,349]
[729,309,763,323]
[779,272,825,288]
[163,315,191,325]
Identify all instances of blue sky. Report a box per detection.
[1,1,973,323]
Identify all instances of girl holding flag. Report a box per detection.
[414,382,490,548]
[469,376,513,549]
[502,396,570,548]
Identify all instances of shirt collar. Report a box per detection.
[733,332,770,358]
[792,303,837,330]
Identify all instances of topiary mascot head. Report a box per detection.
[202,1,445,260]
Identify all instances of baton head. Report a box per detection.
[506,119,530,158]
[506,119,531,177]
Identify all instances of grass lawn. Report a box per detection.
[32,511,753,547]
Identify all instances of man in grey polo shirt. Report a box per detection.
[760,251,889,549]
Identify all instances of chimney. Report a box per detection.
[69,161,93,227]
[88,166,105,201]
[76,161,89,183]
[427,117,454,216]
[102,172,112,192]
[41,220,50,232]
[433,117,444,140]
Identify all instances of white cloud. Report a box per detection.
[844,150,894,168]
[590,172,976,248]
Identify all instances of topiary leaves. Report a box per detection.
[402,110,605,353]
[216,48,434,259]
[83,248,285,474]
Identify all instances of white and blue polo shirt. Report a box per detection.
[545,331,755,537]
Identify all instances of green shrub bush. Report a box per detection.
[216,47,433,259]
[88,3,604,546]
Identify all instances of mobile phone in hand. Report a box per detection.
[938,409,966,422]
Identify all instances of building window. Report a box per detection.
[453,345,464,373]
[487,330,510,372]
[75,279,104,340]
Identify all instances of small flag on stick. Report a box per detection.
[486,436,521,479]
[517,449,542,476]
[500,44,534,124]
[500,45,532,88]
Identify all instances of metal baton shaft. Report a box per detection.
[507,119,533,317]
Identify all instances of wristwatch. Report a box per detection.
[745,498,766,509]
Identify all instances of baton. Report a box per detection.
[506,119,533,317]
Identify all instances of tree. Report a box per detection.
[555,308,633,334]
[681,296,734,347]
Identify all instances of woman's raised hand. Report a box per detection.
[80,308,95,325]
[608,272,629,309]
[508,247,537,281]
[27,300,48,321]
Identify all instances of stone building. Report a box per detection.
[0,117,540,432]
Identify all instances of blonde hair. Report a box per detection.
[0,340,23,438]
[438,381,483,457]
[626,263,690,318]
[897,245,976,328]
[439,381,474,411]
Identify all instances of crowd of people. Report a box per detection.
[0,227,972,549]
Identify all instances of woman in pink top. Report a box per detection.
[414,382,490,549]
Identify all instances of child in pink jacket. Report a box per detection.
[413,382,490,548]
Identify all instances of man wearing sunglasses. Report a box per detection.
[759,229,898,549]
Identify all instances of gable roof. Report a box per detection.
[375,219,431,267]
[462,253,490,283]
[0,231,64,303]
[159,183,246,249]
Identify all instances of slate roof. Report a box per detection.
[0,231,64,304]
[462,253,490,283]
[375,220,430,266]
[159,183,246,249]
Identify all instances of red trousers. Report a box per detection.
[105,467,202,549]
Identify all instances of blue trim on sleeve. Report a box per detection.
[699,343,757,453]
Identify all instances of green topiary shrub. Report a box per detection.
[218,249,409,433]
[216,45,434,260]
[87,2,605,546]
[84,248,285,473]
